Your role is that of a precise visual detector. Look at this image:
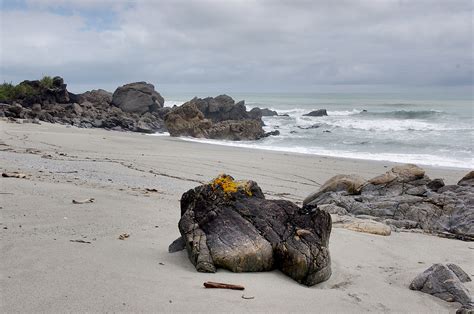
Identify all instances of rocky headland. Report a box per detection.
[0,76,276,140]
[0,77,169,134]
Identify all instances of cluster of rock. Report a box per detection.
[410,263,472,313]
[169,174,332,286]
[304,164,473,240]
[164,96,279,140]
[168,170,472,313]
[0,77,169,133]
[0,76,281,140]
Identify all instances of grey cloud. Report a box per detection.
[0,0,472,93]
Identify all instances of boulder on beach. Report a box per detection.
[112,82,164,114]
[303,164,474,240]
[330,215,392,236]
[303,174,366,206]
[303,109,328,117]
[164,101,275,141]
[410,264,473,312]
[170,174,332,286]
[163,102,211,138]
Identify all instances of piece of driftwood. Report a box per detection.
[2,172,26,178]
[72,198,95,204]
[145,188,159,192]
[203,281,245,290]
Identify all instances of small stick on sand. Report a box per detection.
[203,281,245,290]
[72,198,95,204]
[70,239,91,244]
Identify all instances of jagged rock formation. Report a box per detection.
[187,95,251,122]
[164,98,277,140]
[170,174,332,286]
[304,164,474,240]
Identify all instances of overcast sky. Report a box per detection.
[0,0,472,93]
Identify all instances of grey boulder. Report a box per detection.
[410,263,473,312]
[112,82,164,114]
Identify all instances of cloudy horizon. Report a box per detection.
[1,0,472,94]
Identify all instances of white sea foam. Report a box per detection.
[322,118,450,132]
[178,136,473,169]
[272,114,471,132]
[149,132,170,136]
[164,100,185,107]
[326,109,362,116]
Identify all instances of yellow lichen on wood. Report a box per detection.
[211,174,253,196]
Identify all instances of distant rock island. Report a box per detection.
[0,76,278,141]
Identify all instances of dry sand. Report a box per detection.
[1,121,472,313]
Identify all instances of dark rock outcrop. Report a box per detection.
[410,264,473,312]
[0,77,168,134]
[7,76,70,107]
[249,107,278,118]
[303,109,328,117]
[112,82,164,114]
[297,124,321,130]
[248,107,263,121]
[170,174,332,286]
[261,108,279,116]
[304,164,474,240]
[186,95,252,123]
[164,102,275,141]
[262,130,280,137]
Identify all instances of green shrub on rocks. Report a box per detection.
[0,76,54,102]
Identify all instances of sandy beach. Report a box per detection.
[1,120,472,313]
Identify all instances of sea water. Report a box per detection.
[161,92,473,169]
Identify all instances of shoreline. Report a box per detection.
[171,134,472,171]
[1,120,472,312]
[2,120,469,184]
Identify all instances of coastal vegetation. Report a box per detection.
[0,76,54,102]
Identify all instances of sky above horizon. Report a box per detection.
[0,0,473,94]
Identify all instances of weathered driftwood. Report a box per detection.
[72,198,95,204]
[203,281,245,290]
